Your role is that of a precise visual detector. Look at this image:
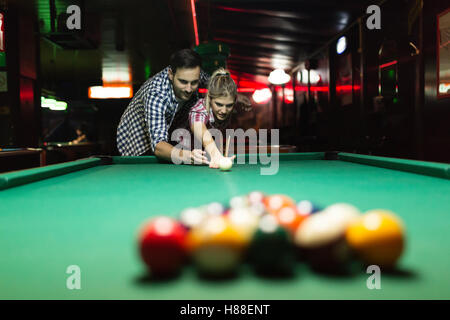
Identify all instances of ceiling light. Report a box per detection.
[337,36,347,55]
[252,88,272,104]
[268,69,290,85]
[89,85,133,99]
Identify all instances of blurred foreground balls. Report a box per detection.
[346,210,405,269]
[263,194,295,214]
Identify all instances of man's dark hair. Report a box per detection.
[169,49,202,74]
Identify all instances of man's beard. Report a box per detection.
[171,81,193,102]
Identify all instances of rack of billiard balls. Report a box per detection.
[137,192,405,278]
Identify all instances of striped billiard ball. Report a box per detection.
[294,208,360,274]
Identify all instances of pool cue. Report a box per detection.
[225,135,231,157]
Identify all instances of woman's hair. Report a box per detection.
[205,68,238,114]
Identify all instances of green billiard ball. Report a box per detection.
[247,215,295,275]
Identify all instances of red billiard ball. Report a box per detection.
[138,216,188,277]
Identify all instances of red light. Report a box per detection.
[310,86,329,92]
[336,85,360,92]
[0,13,5,52]
[199,88,258,94]
[379,60,397,69]
[284,88,294,104]
[216,6,249,13]
[190,0,199,46]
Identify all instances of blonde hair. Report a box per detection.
[205,68,237,114]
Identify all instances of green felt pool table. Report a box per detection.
[1,152,449,299]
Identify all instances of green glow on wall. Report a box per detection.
[145,62,151,79]
[388,69,395,79]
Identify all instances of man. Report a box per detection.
[116,49,210,164]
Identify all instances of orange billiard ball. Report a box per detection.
[263,194,295,215]
[345,210,405,269]
[274,205,307,235]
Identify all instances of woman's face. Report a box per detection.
[210,95,235,121]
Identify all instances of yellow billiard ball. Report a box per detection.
[186,216,246,276]
[345,210,405,269]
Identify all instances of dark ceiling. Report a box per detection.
[195,0,378,81]
[16,0,379,88]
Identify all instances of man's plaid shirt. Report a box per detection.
[116,67,209,156]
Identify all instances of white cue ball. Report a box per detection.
[219,157,233,171]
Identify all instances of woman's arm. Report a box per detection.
[191,122,221,157]
[191,122,234,168]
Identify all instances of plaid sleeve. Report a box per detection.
[189,99,208,127]
[144,92,169,151]
[200,69,210,87]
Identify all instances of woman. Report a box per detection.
[189,68,237,168]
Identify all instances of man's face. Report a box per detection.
[169,66,201,102]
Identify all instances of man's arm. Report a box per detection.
[144,93,208,164]
[155,141,209,165]
[154,141,188,163]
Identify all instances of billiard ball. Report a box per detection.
[247,214,295,275]
[263,194,295,215]
[229,195,250,209]
[322,203,361,222]
[248,202,268,218]
[186,216,246,277]
[206,202,226,216]
[345,209,405,269]
[294,210,358,274]
[297,200,322,216]
[321,203,361,233]
[179,207,207,230]
[138,216,188,277]
[219,157,233,171]
[227,207,259,242]
[274,205,307,235]
[247,191,265,205]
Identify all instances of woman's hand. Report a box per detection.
[190,149,209,165]
[209,154,236,169]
